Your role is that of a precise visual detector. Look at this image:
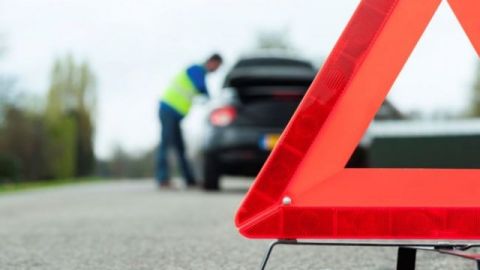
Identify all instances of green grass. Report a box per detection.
[0,177,103,194]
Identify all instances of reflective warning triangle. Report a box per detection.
[235,0,480,240]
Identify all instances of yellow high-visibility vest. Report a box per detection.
[161,71,199,116]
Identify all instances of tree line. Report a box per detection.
[0,55,96,183]
[0,50,155,183]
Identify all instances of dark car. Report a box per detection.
[189,54,403,191]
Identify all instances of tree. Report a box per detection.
[0,36,21,182]
[0,105,50,181]
[0,35,51,182]
[0,78,17,124]
[254,30,295,52]
[0,33,6,59]
[470,61,480,117]
[45,55,97,179]
[0,35,14,125]
[0,83,51,182]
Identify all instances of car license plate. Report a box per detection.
[260,134,281,151]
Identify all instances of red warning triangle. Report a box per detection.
[235,0,480,240]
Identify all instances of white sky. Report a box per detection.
[0,0,478,158]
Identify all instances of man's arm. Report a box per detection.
[187,65,209,97]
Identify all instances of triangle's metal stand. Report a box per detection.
[260,240,480,270]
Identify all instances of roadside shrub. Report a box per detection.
[0,154,20,183]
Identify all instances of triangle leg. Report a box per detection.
[397,248,417,270]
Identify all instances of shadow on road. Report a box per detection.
[215,186,250,194]
[217,177,253,194]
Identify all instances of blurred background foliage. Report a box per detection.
[45,55,96,179]
[0,51,99,183]
[470,62,480,117]
[0,44,155,183]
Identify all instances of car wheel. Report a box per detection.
[202,154,221,191]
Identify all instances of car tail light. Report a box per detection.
[272,91,304,101]
[210,106,237,127]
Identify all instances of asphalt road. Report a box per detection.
[0,178,476,270]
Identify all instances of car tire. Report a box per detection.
[202,154,221,191]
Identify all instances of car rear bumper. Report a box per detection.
[203,126,283,176]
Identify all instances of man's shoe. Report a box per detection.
[158,181,172,189]
[184,182,198,190]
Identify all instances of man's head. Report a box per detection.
[204,53,223,73]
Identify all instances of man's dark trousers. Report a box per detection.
[156,103,195,185]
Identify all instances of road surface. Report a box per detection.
[0,178,476,269]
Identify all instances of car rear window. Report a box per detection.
[234,58,314,69]
[232,86,310,103]
[224,66,316,88]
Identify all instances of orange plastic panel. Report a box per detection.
[235,0,480,240]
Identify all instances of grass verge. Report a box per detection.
[0,177,103,194]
